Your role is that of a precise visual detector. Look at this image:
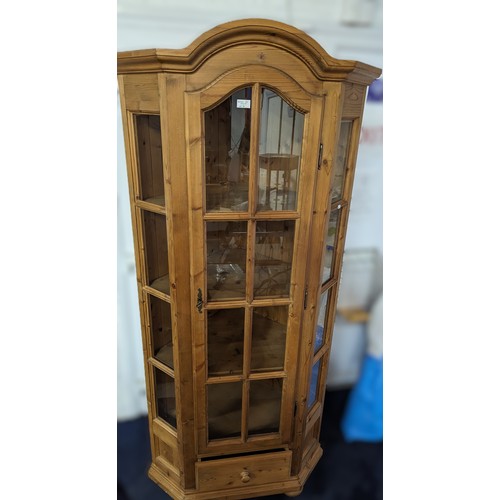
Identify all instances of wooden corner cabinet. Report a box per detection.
[117,19,381,500]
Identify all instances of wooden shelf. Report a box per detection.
[150,275,171,295]
[155,343,174,370]
[144,195,165,207]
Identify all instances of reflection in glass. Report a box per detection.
[208,382,242,440]
[248,379,283,436]
[322,207,340,284]
[314,291,329,354]
[204,88,251,212]
[155,368,176,428]
[206,221,247,301]
[254,220,295,298]
[143,211,170,294]
[150,296,174,369]
[308,360,321,409]
[332,121,352,201]
[135,114,165,206]
[258,88,304,211]
[208,308,245,376]
[251,307,288,372]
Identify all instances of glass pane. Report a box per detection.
[208,382,242,440]
[248,379,283,436]
[150,296,174,369]
[251,307,288,372]
[254,220,294,298]
[205,87,251,212]
[206,221,247,301]
[208,308,245,377]
[155,368,176,428]
[332,121,352,202]
[308,360,321,409]
[258,88,304,211]
[314,291,329,354]
[322,207,340,284]
[143,211,170,294]
[135,115,165,207]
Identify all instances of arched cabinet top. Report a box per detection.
[117,18,381,85]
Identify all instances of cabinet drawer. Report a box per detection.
[196,451,292,492]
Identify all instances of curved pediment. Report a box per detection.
[117,19,381,84]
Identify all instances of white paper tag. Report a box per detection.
[236,99,251,109]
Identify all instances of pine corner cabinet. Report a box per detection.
[117,19,381,500]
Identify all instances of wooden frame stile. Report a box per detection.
[157,72,197,489]
[241,83,260,445]
[184,88,207,459]
[118,75,157,462]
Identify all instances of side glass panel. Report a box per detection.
[208,382,242,440]
[207,308,245,377]
[307,359,321,410]
[248,379,283,436]
[150,295,174,369]
[204,87,251,213]
[331,121,353,202]
[314,291,329,354]
[322,207,340,285]
[135,115,165,207]
[251,307,288,372]
[254,220,295,298]
[206,221,247,301]
[258,88,304,211]
[155,368,176,429]
[143,211,170,295]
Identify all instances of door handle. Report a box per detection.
[196,288,203,313]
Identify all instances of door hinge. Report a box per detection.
[317,143,323,170]
[304,286,309,310]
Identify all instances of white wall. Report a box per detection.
[117,0,383,419]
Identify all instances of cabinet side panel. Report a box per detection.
[309,84,368,450]
[118,75,156,458]
[290,82,344,475]
[158,73,197,489]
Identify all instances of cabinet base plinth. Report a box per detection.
[148,444,323,500]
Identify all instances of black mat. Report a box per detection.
[117,389,382,500]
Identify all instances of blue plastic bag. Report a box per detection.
[341,354,383,442]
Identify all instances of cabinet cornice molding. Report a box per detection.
[117,18,381,85]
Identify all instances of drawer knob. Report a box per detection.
[240,471,251,483]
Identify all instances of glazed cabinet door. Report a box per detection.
[186,67,324,455]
